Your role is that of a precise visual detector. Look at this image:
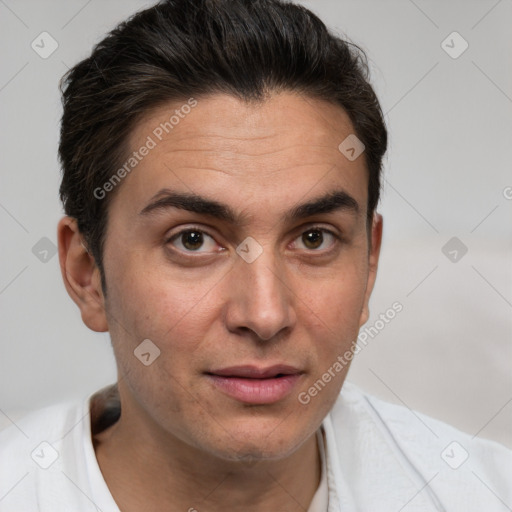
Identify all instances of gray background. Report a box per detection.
[1,0,511,448]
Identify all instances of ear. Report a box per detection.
[57,216,108,332]
[359,213,383,327]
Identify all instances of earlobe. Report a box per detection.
[359,213,383,327]
[57,216,108,332]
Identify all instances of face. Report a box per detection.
[83,92,381,461]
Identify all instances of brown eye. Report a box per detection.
[181,231,204,250]
[302,229,324,249]
[168,229,219,253]
[293,228,337,252]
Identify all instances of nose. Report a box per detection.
[223,248,296,342]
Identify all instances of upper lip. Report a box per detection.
[207,364,302,379]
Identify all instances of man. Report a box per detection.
[0,0,510,510]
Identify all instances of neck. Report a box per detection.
[92,387,322,512]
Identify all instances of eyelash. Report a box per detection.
[165,225,341,256]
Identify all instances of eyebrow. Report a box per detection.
[139,188,360,223]
[139,189,238,222]
[286,190,359,221]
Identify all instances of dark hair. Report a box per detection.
[58,0,387,293]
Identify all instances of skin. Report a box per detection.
[58,92,382,512]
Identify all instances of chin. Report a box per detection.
[201,417,313,463]
[211,440,299,463]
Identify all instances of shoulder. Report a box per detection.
[0,399,90,511]
[0,399,84,460]
[326,381,512,510]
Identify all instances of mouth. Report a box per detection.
[205,365,304,404]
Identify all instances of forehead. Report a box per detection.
[110,92,369,222]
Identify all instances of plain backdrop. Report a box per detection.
[1,0,511,448]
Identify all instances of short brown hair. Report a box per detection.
[58,0,387,293]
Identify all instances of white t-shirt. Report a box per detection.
[0,381,510,511]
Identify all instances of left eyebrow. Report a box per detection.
[285,190,360,222]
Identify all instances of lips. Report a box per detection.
[205,364,303,404]
[208,364,301,379]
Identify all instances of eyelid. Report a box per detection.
[166,225,223,254]
[166,224,215,241]
[290,225,341,251]
[290,221,342,239]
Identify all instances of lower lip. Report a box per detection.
[207,374,302,404]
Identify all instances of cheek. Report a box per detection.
[297,258,369,385]
[103,262,219,414]
[105,252,218,346]
[294,271,366,415]
[301,259,368,329]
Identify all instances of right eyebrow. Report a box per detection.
[139,189,239,223]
